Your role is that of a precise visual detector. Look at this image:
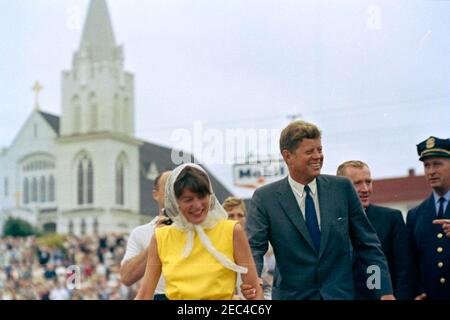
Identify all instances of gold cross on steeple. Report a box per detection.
[32,81,43,110]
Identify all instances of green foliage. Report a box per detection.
[2,217,40,237]
[36,233,67,249]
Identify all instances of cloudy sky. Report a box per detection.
[1,0,449,197]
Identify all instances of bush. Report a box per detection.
[2,217,40,238]
[36,233,67,249]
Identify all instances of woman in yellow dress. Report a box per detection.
[135,163,263,300]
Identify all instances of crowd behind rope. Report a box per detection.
[0,234,139,300]
[0,233,275,300]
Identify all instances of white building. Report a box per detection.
[0,0,231,236]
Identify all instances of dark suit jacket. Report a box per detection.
[353,204,414,300]
[407,194,450,300]
[246,175,393,300]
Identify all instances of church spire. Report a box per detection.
[61,0,134,138]
[79,0,117,62]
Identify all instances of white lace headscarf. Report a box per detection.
[164,163,247,274]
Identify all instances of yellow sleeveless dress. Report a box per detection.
[155,219,238,300]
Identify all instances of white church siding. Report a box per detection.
[56,134,141,235]
[0,112,58,230]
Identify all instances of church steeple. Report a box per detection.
[79,0,117,63]
[60,0,135,138]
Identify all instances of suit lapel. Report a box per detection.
[426,194,438,222]
[317,176,334,259]
[422,195,441,234]
[277,177,316,251]
[365,205,384,242]
[365,205,379,227]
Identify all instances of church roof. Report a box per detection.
[38,111,60,135]
[139,141,233,217]
[79,0,117,62]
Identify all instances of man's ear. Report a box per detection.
[152,190,158,201]
[281,149,291,164]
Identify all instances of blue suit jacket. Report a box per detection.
[246,175,393,300]
[407,194,450,300]
[353,204,414,300]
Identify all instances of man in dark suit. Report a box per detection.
[244,121,393,300]
[407,136,450,300]
[337,160,414,300]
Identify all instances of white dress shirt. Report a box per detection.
[288,176,322,230]
[433,190,450,216]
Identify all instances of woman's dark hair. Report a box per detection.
[174,166,211,199]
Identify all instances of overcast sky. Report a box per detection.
[0,0,449,197]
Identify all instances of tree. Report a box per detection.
[2,217,40,237]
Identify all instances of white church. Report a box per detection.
[0,0,231,236]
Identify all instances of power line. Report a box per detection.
[134,93,449,134]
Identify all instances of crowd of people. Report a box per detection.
[0,234,138,300]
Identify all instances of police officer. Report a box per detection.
[407,136,450,300]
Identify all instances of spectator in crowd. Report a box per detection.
[223,197,274,300]
[0,233,135,300]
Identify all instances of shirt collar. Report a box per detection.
[433,189,450,204]
[288,175,317,196]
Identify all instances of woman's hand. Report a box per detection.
[233,224,264,300]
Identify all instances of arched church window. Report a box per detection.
[48,176,55,202]
[32,177,38,202]
[68,220,74,235]
[81,219,86,236]
[4,177,8,197]
[77,161,84,205]
[116,160,124,205]
[123,97,129,133]
[23,178,29,204]
[93,218,99,235]
[72,95,81,133]
[40,176,46,203]
[76,155,94,206]
[89,92,98,132]
[114,94,120,131]
[87,160,94,204]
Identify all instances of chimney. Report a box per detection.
[408,168,415,177]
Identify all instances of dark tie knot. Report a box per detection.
[438,197,445,205]
[304,185,311,194]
